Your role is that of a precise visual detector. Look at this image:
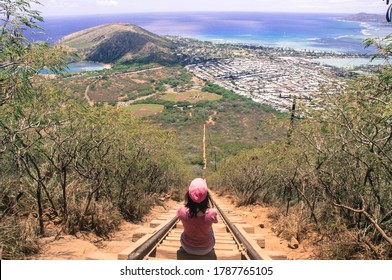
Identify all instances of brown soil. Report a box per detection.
[84,84,95,106]
[215,194,315,260]
[192,76,204,86]
[28,199,178,260]
[28,194,314,260]
[206,111,217,125]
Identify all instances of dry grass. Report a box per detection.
[267,206,392,260]
[120,104,164,117]
[65,198,122,239]
[0,215,40,259]
[161,90,222,103]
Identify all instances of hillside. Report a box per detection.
[58,23,177,65]
[343,12,385,23]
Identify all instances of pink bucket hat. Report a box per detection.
[188,178,208,203]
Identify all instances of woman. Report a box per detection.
[176,178,218,255]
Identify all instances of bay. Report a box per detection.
[27,12,391,55]
[41,61,108,74]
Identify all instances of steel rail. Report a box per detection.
[127,194,265,260]
[127,216,178,260]
[209,193,264,260]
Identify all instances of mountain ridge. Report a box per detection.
[58,23,177,65]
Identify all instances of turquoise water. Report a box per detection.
[66,62,107,72]
[313,57,388,68]
[41,61,107,74]
[28,12,392,54]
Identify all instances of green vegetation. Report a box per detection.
[51,66,197,104]
[0,0,67,106]
[101,80,112,89]
[141,83,286,176]
[0,1,189,259]
[158,70,193,88]
[111,62,160,72]
[202,81,232,95]
[212,37,392,259]
[2,0,390,261]
[58,23,178,65]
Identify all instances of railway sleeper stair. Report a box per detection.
[86,199,287,260]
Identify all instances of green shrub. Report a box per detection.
[102,80,112,89]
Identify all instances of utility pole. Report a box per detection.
[287,97,297,145]
[384,0,391,22]
[203,124,207,180]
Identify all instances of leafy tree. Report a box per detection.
[0,0,67,106]
[364,34,392,61]
[0,1,189,259]
[215,36,392,259]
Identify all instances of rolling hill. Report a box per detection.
[343,13,386,23]
[58,23,178,65]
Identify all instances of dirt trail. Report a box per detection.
[28,200,179,260]
[84,84,95,106]
[28,194,313,260]
[118,93,157,107]
[206,111,217,125]
[114,66,164,77]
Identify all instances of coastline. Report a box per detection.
[338,16,391,38]
[30,12,391,56]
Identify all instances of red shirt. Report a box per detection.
[176,206,218,249]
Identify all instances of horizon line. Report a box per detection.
[42,10,384,18]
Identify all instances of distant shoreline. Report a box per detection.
[27,12,391,55]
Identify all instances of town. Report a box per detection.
[171,37,355,112]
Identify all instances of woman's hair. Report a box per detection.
[185,191,212,218]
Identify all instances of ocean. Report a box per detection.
[28,12,391,54]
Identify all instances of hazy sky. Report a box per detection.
[35,0,387,17]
